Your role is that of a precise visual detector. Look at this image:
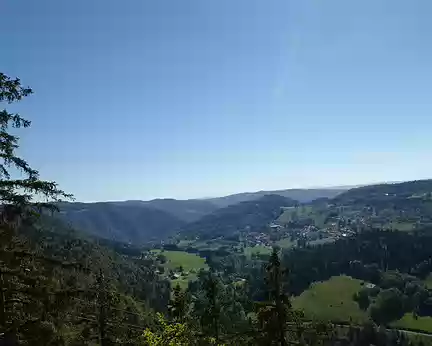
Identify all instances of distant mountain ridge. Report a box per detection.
[207,188,346,207]
[333,179,432,206]
[53,186,354,244]
[57,202,186,244]
[179,194,298,239]
[112,198,219,223]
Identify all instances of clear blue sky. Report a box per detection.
[2,0,432,201]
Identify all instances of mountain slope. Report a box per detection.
[54,187,349,244]
[180,194,298,239]
[333,179,432,206]
[208,188,346,208]
[57,202,185,244]
[330,179,432,230]
[142,198,218,222]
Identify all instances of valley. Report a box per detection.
[4,1,430,343]
[6,168,432,343]
[53,178,432,340]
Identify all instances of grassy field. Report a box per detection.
[177,239,195,248]
[171,273,198,290]
[277,206,313,224]
[178,239,235,251]
[292,276,369,324]
[151,250,208,290]
[308,237,337,246]
[386,221,415,232]
[392,313,432,333]
[425,274,432,289]
[276,237,296,249]
[244,245,272,257]
[277,205,327,228]
[151,250,208,271]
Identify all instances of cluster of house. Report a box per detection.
[267,219,360,247]
[245,231,271,247]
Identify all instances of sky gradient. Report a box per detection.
[2,0,432,201]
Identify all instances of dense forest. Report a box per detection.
[179,195,297,239]
[1,72,432,345]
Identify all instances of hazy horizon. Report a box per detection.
[3,0,432,201]
[72,178,419,203]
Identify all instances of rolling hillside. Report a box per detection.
[117,198,219,222]
[145,198,218,222]
[333,179,432,206]
[54,188,347,244]
[179,194,298,238]
[57,202,185,244]
[208,188,346,208]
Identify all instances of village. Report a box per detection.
[244,214,361,250]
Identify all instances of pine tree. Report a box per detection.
[0,72,73,343]
[202,272,221,343]
[256,248,292,346]
[0,72,71,226]
[169,284,187,323]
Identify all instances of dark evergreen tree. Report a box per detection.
[202,272,221,343]
[169,284,187,323]
[0,72,73,344]
[256,248,293,346]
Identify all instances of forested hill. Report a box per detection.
[179,194,298,239]
[116,198,219,222]
[55,181,432,245]
[333,180,432,209]
[6,218,171,344]
[57,202,186,244]
[333,179,432,205]
[54,188,346,244]
[207,188,346,208]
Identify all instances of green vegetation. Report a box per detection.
[180,194,296,238]
[386,221,415,232]
[152,250,208,271]
[181,238,237,251]
[292,276,369,323]
[244,245,272,257]
[392,313,432,333]
[171,275,195,290]
[425,274,432,289]
[277,208,298,224]
[308,237,337,246]
[177,239,196,248]
[276,237,296,248]
[58,201,185,244]
[4,71,432,344]
[151,250,208,289]
[0,73,170,344]
[277,204,331,229]
[207,189,344,208]
[277,206,313,224]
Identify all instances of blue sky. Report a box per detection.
[2,0,432,201]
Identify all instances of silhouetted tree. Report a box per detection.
[0,72,72,344]
[256,248,293,346]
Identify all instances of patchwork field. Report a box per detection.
[244,245,272,257]
[391,313,432,333]
[385,221,415,232]
[276,237,296,249]
[277,206,314,224]
[151,250,208,289]
[425,274,432,289]
[277,205,329,228]
[292,275,369,324]
[151,250,208,271]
